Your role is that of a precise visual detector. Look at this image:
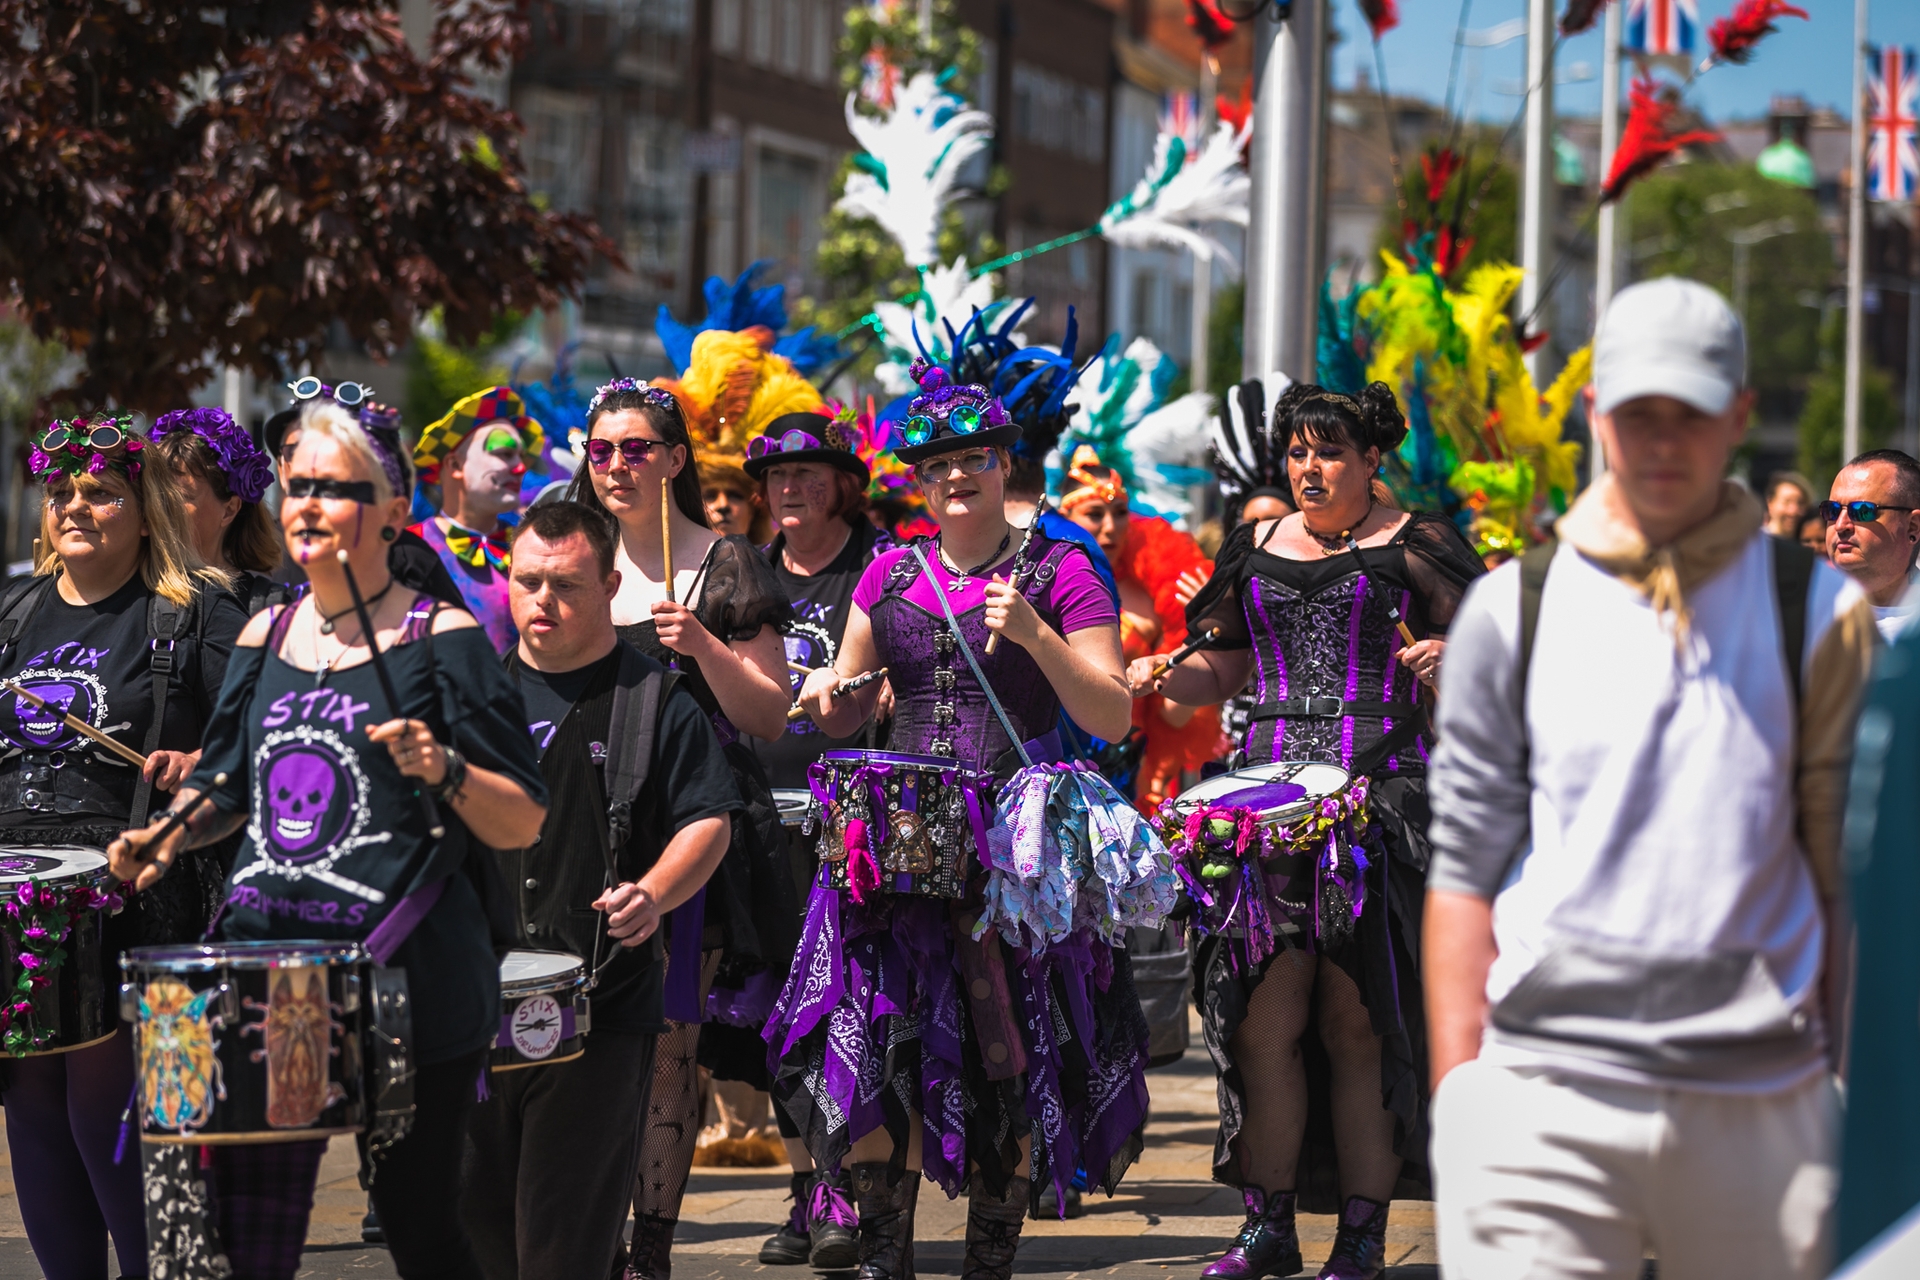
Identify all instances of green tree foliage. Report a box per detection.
[1624,165,1827,399]
[1798,310,1899,486]
[1372,144,1518,285]
[403,310,522,434]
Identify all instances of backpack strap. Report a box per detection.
[1516,540,1556,704]
[1771,537,1814,715]
[0,575,56,658]
[132,589,197,828]
[605,644,673,861]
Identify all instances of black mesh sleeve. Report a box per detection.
[1182,519,1258,650]
[1399,512,1488,635]
[697,535,797,642]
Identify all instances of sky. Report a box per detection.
[1327,0,1920,126]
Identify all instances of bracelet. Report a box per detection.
[429,746,468,801]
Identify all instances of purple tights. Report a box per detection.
[4,1028,148,1280]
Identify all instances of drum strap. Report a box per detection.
[908,543,1031,770]
[130,591,195,829]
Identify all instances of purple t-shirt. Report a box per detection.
[851,541,1119,634]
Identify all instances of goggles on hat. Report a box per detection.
[901,404,985,448]
[41,421,133,453]
[288,376,370,409]
[747,427,830,460]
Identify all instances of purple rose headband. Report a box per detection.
[31,415,145,484]
[588,377,680,417]
[151,406,274,504]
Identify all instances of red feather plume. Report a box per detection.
[1558,0,1612,36]
[1601,78,1722,204]
[1359,0,1399,39]
[1217,80,1253,135]
[1185,0,1235,49]
[1421,148,1462,206]
[1706,0,1809,68]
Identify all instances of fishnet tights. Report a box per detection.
[632,1019,702,1226]
[1228,954,1402,1201]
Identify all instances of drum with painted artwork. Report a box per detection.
[0,846,119,1057]
[491,949,587,1072]
[806,750,984,899]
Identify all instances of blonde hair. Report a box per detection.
[149,429,285,574]
[35,450,223,608]
[290,402,397,506]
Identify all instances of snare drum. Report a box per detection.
[492,950,587,1071]
[1170,761,1353,825]
[0,846,115,1057]
[773,789,811,831]
[122,941,372,1144]
[810,750,981,899]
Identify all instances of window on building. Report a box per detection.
[755,146,825,295]
[778,0,804,76]
[714,0,743,54]
[808,0,836,84]
[626,114,688,295]
[1010,63,1106,165]
[747,0,774,65]
[523,89,599,215]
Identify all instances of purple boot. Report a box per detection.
[1316,1196,1389,1280]
[1200,1188,1302,1280]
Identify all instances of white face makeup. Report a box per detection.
[450,422,527,522]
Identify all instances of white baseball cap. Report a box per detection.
[1592,277,1746,417]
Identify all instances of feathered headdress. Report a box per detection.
[1057,335,1215,529]
[1602,78,1722,204]
[1210,375,1295,522]
[1099,119,1252,273]
[837,71,993,269]
[932,303,1096,472]
[655,261,840,376]
[652,328,826,472]
[871,256,1026,396]
[1703,0,1808,71]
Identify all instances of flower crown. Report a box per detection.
[588,378,681,417]
[151,406,274,503]
[905,360,1011,427]
[30,415,145,484]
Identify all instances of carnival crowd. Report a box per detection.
[0,272,1913,1280]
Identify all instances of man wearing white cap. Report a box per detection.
[1422,278,1878,1279]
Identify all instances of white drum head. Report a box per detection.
[500,949,583,996]
[1172,762,1352,821]
[772,789,811,812]
[0,845,107,885]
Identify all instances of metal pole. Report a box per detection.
[223,366,243,421]
[1844,0,1869,463]
[1591,0,1622,477]
[1906,264,1919,456]
[1191,56,1217,397]
[1242,0,1328,382]
[1733,241,1750,330]
[1519,0,1557,389]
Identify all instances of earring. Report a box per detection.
[381,526,397,542]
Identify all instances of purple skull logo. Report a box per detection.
[262,745,350,861]
[10,679,92,748]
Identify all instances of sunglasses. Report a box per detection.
[914,449,997,485]
[1820,500,1918,524]
[41,422,133,453]
[585,437,671,470]
[286,476,378,504]
[901,404,984,448]
[288,376,370,408]
[746,428,827,460]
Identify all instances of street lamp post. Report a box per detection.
[1727,218,1798,332]
[1243,0,1328,382]
[1843,0,1869,462]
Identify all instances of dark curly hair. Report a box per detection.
[1272,382,1408,457]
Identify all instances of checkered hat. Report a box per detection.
[414,386,547,484]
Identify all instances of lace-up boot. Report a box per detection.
[962,1174,1029,1280]
[851,1161,918,1280]
[808,1168,861,1269]
[1315,1195,1389,1280]
[1199,1187,1301,1280]
[760,1172,813,1264]
[622,1212,677,1280]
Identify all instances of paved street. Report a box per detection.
[0,1016,1437,1279]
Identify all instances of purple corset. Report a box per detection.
[868,542,1071,775]
[1240,566,1425,773]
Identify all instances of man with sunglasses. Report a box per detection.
[1823,449,1920,643]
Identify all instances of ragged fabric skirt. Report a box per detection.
[1195,773,1433,1214]
[764,888,1152,1211]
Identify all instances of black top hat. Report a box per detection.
[743,412,872,484]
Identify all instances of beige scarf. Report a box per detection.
[1556,474,1765,643]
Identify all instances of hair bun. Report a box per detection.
[1357,382,1407,453]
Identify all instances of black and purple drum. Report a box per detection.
[121,941,374,1144]
[773,788,811,832]
[806,750,984,899]
[0,846,118,1057]
[491,949,587,1071]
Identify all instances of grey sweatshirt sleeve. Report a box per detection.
[1427,558,1533,899]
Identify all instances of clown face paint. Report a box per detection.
[451,422,527,523]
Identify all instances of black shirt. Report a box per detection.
[751,521,892,789]
[507,645,742,1035]
[190,603,548,1065]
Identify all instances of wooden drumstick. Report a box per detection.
[787,661,814,676]
[137,774,230,862]
[2,680,148,769]
[787,668,888,722]
[661,476,675,605]
[1149,627,1224,681]
[1341,535,1418,646]
[336,552,446,839]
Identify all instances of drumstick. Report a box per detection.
[135,774,229,862]
[1341,535,1418,647]
[787,661,814,676]
[983,521,1040,656]
[661,476,675,605]
[2,680,148,769]
[335,552,446,839]
[786,668,889,722]
[1149,627,1224,681]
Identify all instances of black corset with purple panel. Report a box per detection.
[867,537,1075,777]
[1237,552,1427,774]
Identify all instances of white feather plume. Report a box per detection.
[871,257,1027,396]
[1051,336,1216,528]
[1098,120,1252,275]
[836,72,994,270]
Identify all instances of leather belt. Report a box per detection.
[1250,697,1421,721]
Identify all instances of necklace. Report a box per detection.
[935,527,1012,592]
[316,577,394,634]
[1303,502,1372,557]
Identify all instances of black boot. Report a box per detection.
[808,1168,860,1270]
[851,1161,918,1280]
[1199,1188,1302,1279]
[963,1174,1029,1280]
[760,1171,813,1265]
[623,1212,677,1280]
[1316,1196,1389,1280]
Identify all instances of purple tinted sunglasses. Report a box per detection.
[746,427,828,460]
[585,437,672,469]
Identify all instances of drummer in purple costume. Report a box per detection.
[1130,383,1483,1280]
[784,362,1146,1280]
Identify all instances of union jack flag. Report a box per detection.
[1159,91,1201,163]
[1624,0,1697,57]
[1868,45,1919,204]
